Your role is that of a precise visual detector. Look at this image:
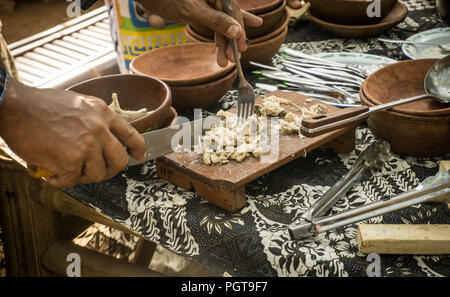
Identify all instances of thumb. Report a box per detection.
[194,5,243,39]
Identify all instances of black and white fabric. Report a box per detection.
[64,0,450,277]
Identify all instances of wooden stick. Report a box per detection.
[357,224,450,254]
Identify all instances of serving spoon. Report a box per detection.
[300,55,450,137]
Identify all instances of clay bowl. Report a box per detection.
[249,7,289,44]
[309,0,397,25]
[130,43,235,87]
[169,68,238,112]
[362,59,450,117]
[307,1,408,38]
[241,26,288,69]
[186,22,288,70]
[238,0,283,14]
[190,0,286,40]
[359,59,450,157]
[67,74,172,134]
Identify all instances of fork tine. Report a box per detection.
[243,103,248,121]
[246,103,251,120]
[237,102,242,123]
[249,100,255,117]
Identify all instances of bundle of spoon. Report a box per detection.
[251,48,375,107]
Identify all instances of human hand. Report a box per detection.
[287,0,305,9]
[134,0,263,67]
[0,78,146,187]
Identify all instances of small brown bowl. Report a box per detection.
[130,43,235,87]
[362,59,450,117]
[250,7,289,44]
[190,0,286,40]
[185,24,214,43]
[67,74,172,134]
[360,59,450,157]
[186,24,288,70]
[170,68,238,112]
[307,1,408,38]
[360,89,450,157]
[241,25,288,69]
[238,0,283,14]
[309,0,397,25]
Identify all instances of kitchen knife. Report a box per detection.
[28,116,218,177]
[127,116,218,166]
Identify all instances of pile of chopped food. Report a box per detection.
[196,95,328,165]
[109,93,151,122]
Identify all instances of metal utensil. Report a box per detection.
[289,140,390,239]
[301,55,450,137]
[379,38,450,53]
[289,169,450,239]
[279,57,368,78]
[255,82,355,106]
[221,0,255,122]
[281,48,368,77]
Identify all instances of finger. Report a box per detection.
[148,14,166,29]
[193,2,243,40]
[109,113,146,161]
[77,144,108,184]
[215,34,229,67]
[287,0,304,9]
[241,10,263,28]
[225,42,236,63]
[102,131,129,180]
[46,159,84,188]
[231,1,248,52]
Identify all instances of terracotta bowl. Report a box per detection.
[359,59,450,157]
[186,23,288,70]
[130,43,235,87]
[238,0,283,14]
[309,0,397,25]
[307,1,408,38]
[362,59,450,116]
[169,68,238,112]
[190,0,286,40]
[241,26,288,69]
[250,7,289,44]
[67,74,172,134]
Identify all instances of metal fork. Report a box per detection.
[221,0,255,122]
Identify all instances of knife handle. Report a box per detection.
[300,106,369,137]
[27,165,55,179]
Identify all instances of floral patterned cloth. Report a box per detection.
[64,0,450,277]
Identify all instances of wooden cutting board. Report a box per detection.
[156,91,356,211]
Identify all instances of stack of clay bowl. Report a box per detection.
[307,0,408,38]
[130,43,237,112]
[360,59,450,157]
[186,0,289,69]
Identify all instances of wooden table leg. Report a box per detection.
[0,160,62,276]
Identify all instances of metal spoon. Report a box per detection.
[300,55,450,137]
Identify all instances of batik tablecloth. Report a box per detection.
[64,0,450,277]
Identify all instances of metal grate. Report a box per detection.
[8,6,119,89]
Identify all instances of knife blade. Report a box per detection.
[127,116,219,166]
